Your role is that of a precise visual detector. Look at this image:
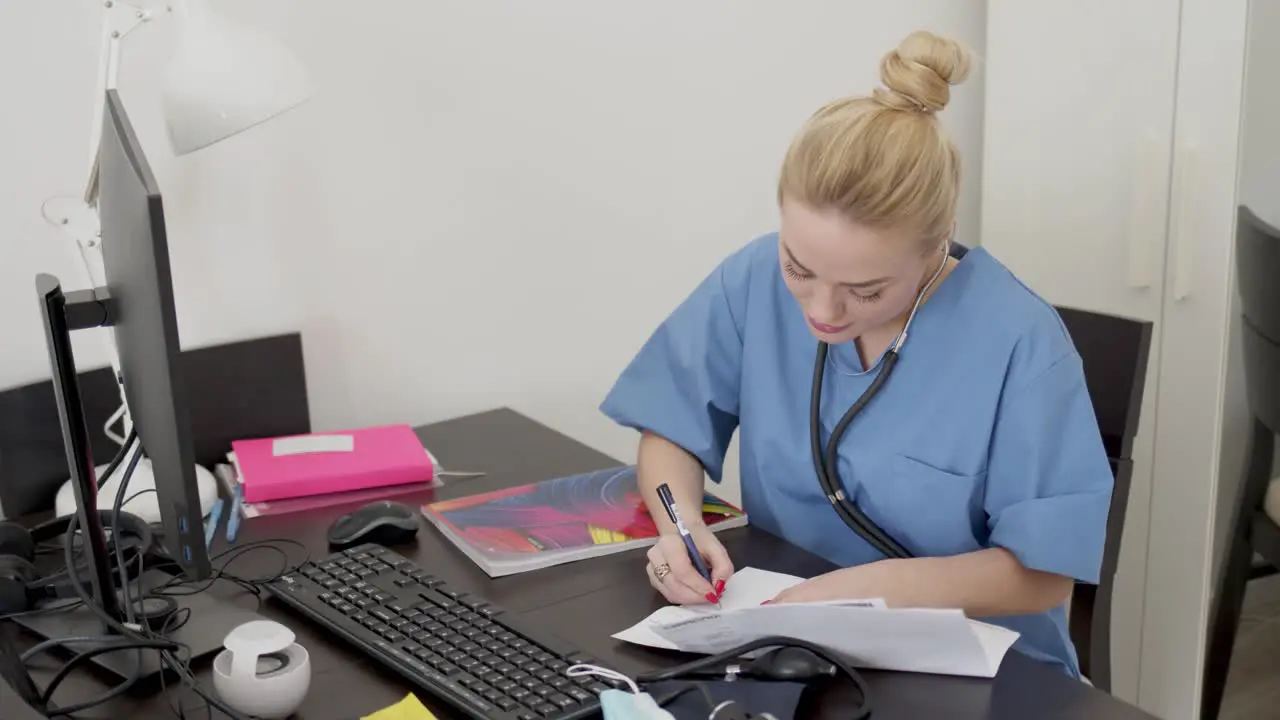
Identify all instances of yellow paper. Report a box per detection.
[361,693,437,720]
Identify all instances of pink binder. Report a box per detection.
[231,424,435,503]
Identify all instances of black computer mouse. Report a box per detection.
[327,500,420,549]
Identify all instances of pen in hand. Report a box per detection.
[655,482,720,609]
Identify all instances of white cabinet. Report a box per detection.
[981,1,1252,718]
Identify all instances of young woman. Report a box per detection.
[599,30,1113,678]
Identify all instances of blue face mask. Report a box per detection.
[598,688,677,719]
[566,664,675,720]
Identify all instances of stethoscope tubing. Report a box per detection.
[810,343,913,559]
[807,242,951,560]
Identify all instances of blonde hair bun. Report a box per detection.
[777,29,970,245]
[874,30,972,113]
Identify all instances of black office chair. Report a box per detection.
[1201,205,1280,720]
[1055,305,1154,693]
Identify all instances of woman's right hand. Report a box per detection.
[645,526,735,605]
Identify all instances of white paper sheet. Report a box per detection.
[612,566,1020,678]
[612,567,883,650]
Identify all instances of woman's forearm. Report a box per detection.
[860,548,1075,617]
[637,430,707,533]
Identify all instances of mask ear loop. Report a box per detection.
[566,663,640,694]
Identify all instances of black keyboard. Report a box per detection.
[264,543,620,719]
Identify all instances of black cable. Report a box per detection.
[695,683,717,713]
[111,437,144,626]
[57,511,204,715]
[24,563,150,715]
[14,549,145,673]
[40,510,167,716]
[42,668,142,717]
[51,457,306,720]
[151,538,309,600]
[69,517,312,720]
[0,600,83,623]
[117,518,206,720]
[21,635,135,664]
[209,537,309,568]
[87,434,203,717]
[155,595,197,720]
[11,429,264,718]
[121,487,156,508]
[39,640,173,708]
[145,539,310,720]
[11,431,145,715]
[97,429,138,491]
[654,683,716,711]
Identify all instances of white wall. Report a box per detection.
[1236,0,1280,230]
[1214,0,1280,573]
[1,1,987,504]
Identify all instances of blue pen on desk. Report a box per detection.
[226,484,243,544]
[204,497,224,550]
[655,483,720,607]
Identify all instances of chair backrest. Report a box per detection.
[1235,205,1280,435]
[0,333,311,519]
[1052,305,1153,692]
[1055,307,1154,461]
[1054,305,1152,571]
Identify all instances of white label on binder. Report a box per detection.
[273,434,355,456]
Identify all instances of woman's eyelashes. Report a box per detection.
[783,262,883,304]
[782,262,812,282]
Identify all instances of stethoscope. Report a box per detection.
[808,241,950,560]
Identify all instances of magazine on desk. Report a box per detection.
[420,465,748,577]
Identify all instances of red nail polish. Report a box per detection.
[705,593,719,604]
[714,579,725,595]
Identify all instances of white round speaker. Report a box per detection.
[212,620,311,719]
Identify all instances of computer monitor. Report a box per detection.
[22,88,258,686]
[96,87,211,582]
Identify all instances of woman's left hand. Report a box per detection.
[768,565,878,605]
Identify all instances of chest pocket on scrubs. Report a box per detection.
[865,454,985,557]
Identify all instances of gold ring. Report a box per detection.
[653,563,672,581]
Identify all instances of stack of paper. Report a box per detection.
[613,567,1020,678]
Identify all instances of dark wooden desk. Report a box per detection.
[15,408,1157,719]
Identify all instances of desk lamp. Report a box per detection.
[41,0,314,524]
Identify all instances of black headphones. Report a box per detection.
[636,635,872,719]
[0,509,155,616]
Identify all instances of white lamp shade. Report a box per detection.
[162,5,315,155]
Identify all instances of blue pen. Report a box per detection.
[226,484,243,544]
[204,497,224,550]
[655,483,720,607]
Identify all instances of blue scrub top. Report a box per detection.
[600,233,1114,678]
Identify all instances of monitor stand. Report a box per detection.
[14,569,262,691]
[27,276,263,691]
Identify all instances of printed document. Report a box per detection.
[612,566,1020,678]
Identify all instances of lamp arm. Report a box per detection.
[84,0,162,207]
[46,2,162,445]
